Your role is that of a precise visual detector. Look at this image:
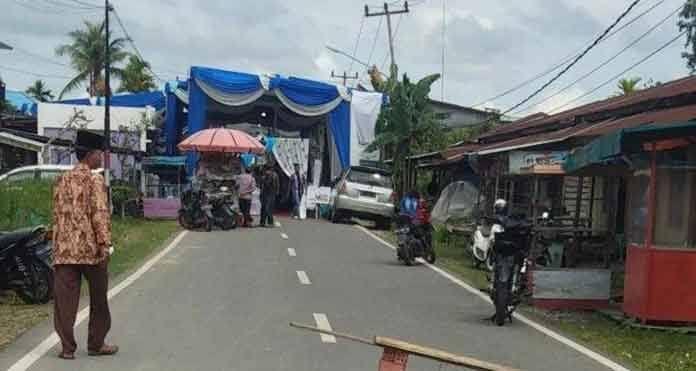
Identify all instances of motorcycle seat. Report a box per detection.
[0,227,44,248]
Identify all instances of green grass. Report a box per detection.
[525,309,696,371]
[377,228,696,371]
[109,218,180,277]
[0,180,54,230]
[0,177,181,349]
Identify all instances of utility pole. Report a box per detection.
[331,70,359,86]
[365,2,409,76]
[104,0,112,188]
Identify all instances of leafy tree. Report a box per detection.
[643,78,662,89]
[0,100,15,114]
[118,56,156,93]
[367,65,442,195]
[679,0,696,73]
[55,20,129,99]
[615,77,642,96]
[25,80,54,102]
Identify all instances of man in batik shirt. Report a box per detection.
[52,130,118,360]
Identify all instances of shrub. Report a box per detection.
[0,180,54,230]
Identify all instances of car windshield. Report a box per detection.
[347,169,392,188]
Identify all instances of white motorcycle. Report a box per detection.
[471,216,504,271]
[471,199,509,271]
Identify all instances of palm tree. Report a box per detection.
[25,80,54,102]
[118,55,156,93]
[615,77,642,96]
[55,20,129,99]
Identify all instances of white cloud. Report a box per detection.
[0,0,689,111]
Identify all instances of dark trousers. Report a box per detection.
[239,198,252,226]
[260,195,275,226]
[54,262,111,353]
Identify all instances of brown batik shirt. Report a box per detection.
[52,163,111,265]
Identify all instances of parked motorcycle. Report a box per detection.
[395,215,436,266]
[471,216,504,271]
[488,216,534,326]
[205,186,240,231]
[178,189,212,231]
[0,226,53,304]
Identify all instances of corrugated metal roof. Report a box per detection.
[441,143,481,160]
[575,104,696,137]
[476,103,696,155]
[478,75,696,141]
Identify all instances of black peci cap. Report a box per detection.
[75,130,104,152]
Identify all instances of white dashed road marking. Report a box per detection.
[281,233,289,240]
[287,248,297,257]
[8,231,189,371]
[296,270,311,285]
[312,313,336,343]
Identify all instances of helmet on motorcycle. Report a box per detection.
[493,199,508,215]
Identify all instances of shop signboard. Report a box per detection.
[509,151,568,174]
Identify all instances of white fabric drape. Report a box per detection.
[174,88,189,104]
[196,78,265,107]
[349,91,383,166]
[274,90,344,117]
[272,138,310,178]
[351,91,382,145]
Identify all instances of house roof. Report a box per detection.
[476,103,696,155]
[477,76,696,142]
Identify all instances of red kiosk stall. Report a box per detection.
[565,121,696,323]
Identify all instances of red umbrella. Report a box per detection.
[177,128,265,154]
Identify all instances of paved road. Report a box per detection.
[0,219,618,371]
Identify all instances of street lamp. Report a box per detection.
[0,41,12,51]
[325,45,387,78]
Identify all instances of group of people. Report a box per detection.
[225,162,307,228]
[49,131,311,360]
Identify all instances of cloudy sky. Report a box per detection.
[0,0,689,117]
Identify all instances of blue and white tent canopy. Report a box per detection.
[166,66,357,170]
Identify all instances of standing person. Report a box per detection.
[259,164,279,227]
[237,166,256,227]
[290,163,305,219]
[52,130,118,360]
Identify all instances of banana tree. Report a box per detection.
[367,66,441,196]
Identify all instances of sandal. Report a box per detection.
[58,352,75,360]
[88,344,119,356]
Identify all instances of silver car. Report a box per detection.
[330,166,394,229]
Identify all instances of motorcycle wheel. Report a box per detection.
[494,279,509,326]
[178,211,194,230]
[403,243,415,266]
[425,248,436,264]
[485,252,495,272]
[16,259,53,304]
[221,213,238,231]
[205,217,213,232]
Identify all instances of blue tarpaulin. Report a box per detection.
[271,76,339,106]
[56,91,166,111]
[195,67,262,94]
[5,90,37,116]
[142,156,187,167]
[329,101,351,169]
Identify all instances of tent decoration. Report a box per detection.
[165,66,356,171]
[177,128,264,154]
